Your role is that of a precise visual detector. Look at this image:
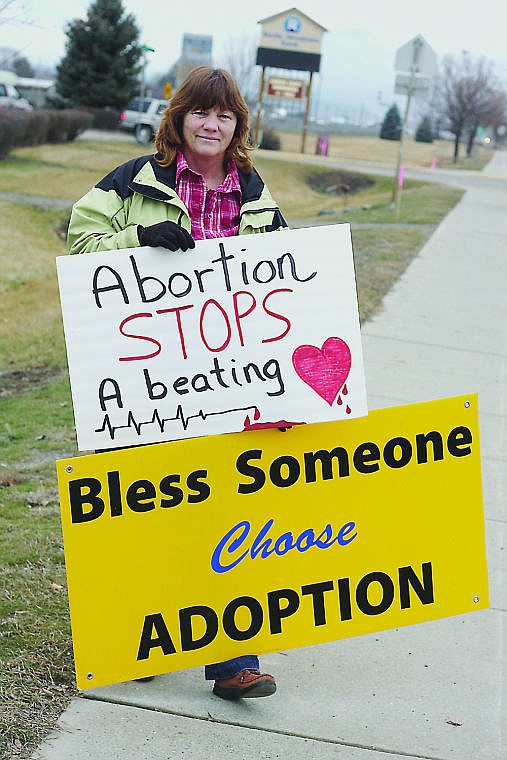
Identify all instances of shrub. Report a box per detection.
[0,109,93,158]
[380,104,402,141]
[259,128,281,151]
[0,110,46,156]
[85,107,122,130]
[46,109,70,142]
[68,110,93,140]
[30,110,51,144]
[415,116,434,143]
[0,111,20,158]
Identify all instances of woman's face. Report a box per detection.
[182,105,237,163]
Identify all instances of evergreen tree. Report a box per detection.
[415,116,434,143]
[380,104,402,141]
[55,0,142,109]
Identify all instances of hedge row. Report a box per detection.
[0,108,94,159]
[85,107,122,131]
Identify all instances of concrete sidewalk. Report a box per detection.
[33,153,506,760]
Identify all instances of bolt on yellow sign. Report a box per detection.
[56,394,488,690]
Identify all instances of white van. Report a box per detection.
[0,82,33,110]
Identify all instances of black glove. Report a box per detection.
[138,221,195,251]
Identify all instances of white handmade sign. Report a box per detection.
[56,225,367,450]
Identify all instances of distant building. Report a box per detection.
[16,77,56,107]
[0,68,55,107]
[174,34,213,87]
[0,68,17,84]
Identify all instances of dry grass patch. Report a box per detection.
[352,226,432,322]
[0,141,142,201]
[0,203,65,294]
[0,202,67,371]
[0,376,77,760]
[0,285,67,371]
[254,156,463,225]
[1,562,76,757]
[274,130,493,170]
[254,156,397,220]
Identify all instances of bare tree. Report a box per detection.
[0,44,17,67]
[435,51,507,162]
[460,59,506,157]
[0,0,27,25]
[219,33,260,110]
[0,0,16,19]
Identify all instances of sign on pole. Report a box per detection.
[267,76,306,99]
[391,34,437,214]
[56,394,489,689]
[254,8,327,151]
[56,226,367,451]
[256,9,326,72]
[394,73,431,98]
[394,34,438,77]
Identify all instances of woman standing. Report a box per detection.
[68,66,287,700]
[68,66,286,255]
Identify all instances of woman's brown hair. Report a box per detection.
[155,66,253,172]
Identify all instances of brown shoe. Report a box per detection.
[213,669,276,700]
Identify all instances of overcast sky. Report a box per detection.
[2,0,507,121]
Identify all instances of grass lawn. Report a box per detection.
[0,137,465,759]
[274,129,493,170]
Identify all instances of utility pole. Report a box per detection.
[300,70,313,154]
[254,66,266,146]
[138,44,155,115]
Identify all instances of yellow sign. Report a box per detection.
[57,395,488,689]
[163,81,172,99]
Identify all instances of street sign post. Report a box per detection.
[391,35,437,216]
[394,35,437,78]
[394,73,430,98]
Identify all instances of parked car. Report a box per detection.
[0,82,33,110]
[119,97,168,144]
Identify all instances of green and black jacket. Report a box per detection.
[68,154,287,254]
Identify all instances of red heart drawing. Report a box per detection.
[292,337,351,406]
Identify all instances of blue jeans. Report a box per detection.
[205,655,260,680]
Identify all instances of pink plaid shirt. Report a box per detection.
[175,151,242,240]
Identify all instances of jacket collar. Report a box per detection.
[133,155,266,202]
[129,157,178,202]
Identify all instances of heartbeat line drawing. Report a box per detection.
[95,404,260,440]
